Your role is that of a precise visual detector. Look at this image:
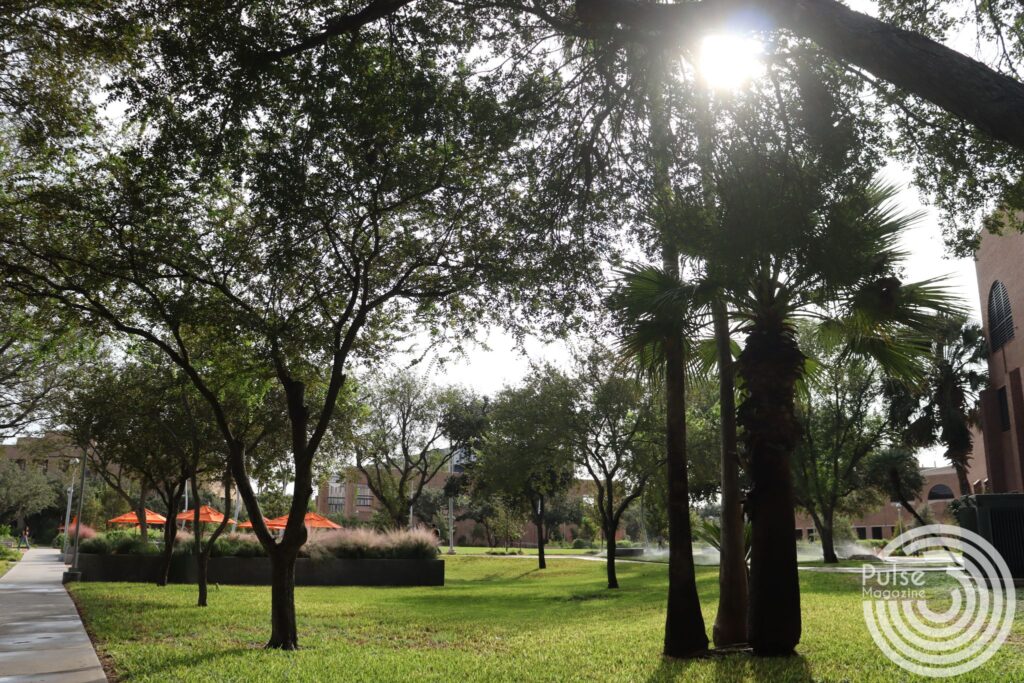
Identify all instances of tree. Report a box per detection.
[703,164,960,654]
[792,335,889,564]
[54,351,229,586]
[885,314,987,495]
[0,459,57,526]
[190,472,233,607]
[609,265,709,657]
[476,365,576,570]
[486,500,526,552]
[0,299,90,439]
[354,371,465,529]
[2,21,601,649]
[568,345,661,588]
[863,448,929,528]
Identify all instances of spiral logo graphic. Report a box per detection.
[861,524,1015,678]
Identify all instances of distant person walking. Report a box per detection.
[16,526,31,550]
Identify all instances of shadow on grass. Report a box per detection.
[646,652,814,683]
[143,646,252,678]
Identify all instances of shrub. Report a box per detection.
[78,531,157,555]
[210,533,267,558]
[78,536,112,555]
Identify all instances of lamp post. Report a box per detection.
[447,451,456,555]
[63,458,88,583]
[60,458,80,561]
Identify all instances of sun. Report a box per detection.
[698,34,765,91]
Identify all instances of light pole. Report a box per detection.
[60,458,80,561]
[447,451,456,555]
[63,458,88,583]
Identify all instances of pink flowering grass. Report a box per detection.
[302,527,439,560]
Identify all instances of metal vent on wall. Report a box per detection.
[989,281,1015,351]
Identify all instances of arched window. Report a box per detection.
[989,281,1015,351]
[927,484,955,501]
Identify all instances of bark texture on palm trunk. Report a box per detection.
[952,457,971,496]
[737,324,803,656]
[663,335,709,659]
[711,300,748,647]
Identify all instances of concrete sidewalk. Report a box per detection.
[0,549,106,683]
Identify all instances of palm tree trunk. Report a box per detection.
[737,323,803,656]
[949,451,972,496]
[663,333,710,658]
[711,299,748,647]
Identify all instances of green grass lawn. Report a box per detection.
[448,546,598,556]
[71,556,1024,682]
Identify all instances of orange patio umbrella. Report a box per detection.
[108,509,167,525]
[176,505,226,524]
[238,517,286,530]
[267,512,341,530]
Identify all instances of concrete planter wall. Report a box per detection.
[76,554,444,586]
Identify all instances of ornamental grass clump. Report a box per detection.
[303,527,439,561]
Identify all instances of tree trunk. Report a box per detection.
[606,524,618,589]
[196,551,209,606]
[194,475,232,607]
[536,496,546,570]
[711,299,748,647]
[136,489,148,543]
[663,333,709,658]
[157,490,182,587]
[737,323,803,657]
[819,512,838,564]
[157,511,178,587]
[268,548,300,650]
[950,455,971,496]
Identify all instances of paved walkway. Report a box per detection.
[0,549,106,683]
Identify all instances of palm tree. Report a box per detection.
[608,264,709,659]
[885,314,987,495]
[686,158,964,655]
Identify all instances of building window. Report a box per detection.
[989,281,1015,351]
[928,484,956,501]
[998,387,1011,431]
[356,484,372,507]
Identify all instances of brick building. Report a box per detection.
[793,465,960,542]
[975,225,1024,492]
